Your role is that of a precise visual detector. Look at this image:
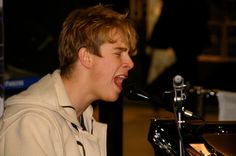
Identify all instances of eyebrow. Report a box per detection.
[114,47,128,52]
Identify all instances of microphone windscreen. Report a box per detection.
[122,79,173,112]
[122,79,151,101]
[122,79,137,99]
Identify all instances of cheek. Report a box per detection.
[92,61,114,81]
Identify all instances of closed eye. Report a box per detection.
[114,52,122,56]
[113,47,129,57]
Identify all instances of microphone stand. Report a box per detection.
[172,75,187,156]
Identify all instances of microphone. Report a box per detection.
[122,79,152,102]
[173,75,186,103]
[122,79,168,108]
[122,79,202,120]
[172,75,202,120]
[173,75,184,87]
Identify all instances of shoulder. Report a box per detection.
[0,108,66,156]
[1,105,66,135]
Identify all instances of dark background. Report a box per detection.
[3,0,129,75]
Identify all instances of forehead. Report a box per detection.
[107,29,129,47]
[105,28,137,56]
[99,32,129,54]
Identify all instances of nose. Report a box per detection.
[123,55,134,70]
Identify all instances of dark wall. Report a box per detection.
[3,0,129,75]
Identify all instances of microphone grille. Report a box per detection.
[173,75,183,86]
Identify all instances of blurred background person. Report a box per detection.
[146,0,211,97]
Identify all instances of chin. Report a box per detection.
[105,94,119,102]
[101,89,121,102]
[107,97,119,102]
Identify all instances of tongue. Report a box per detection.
[114,77,123,89]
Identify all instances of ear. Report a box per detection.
[78,47,93,68]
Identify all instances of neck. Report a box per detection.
[62,74,94,117]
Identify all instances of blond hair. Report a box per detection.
[58,4,138,76]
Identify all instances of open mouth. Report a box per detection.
[114,75,127,90]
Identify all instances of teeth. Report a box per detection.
[117,75,127,79]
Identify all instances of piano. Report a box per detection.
[148,118,236,156]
